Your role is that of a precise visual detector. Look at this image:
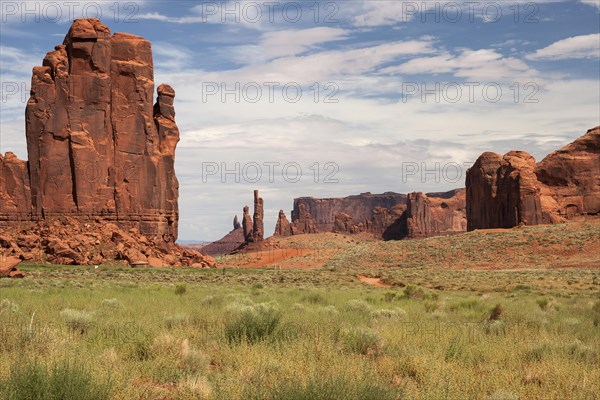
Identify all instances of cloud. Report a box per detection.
[382,49,537,82]
[580,0,600,9]
[526,34,600,60]
[260,27,349,58]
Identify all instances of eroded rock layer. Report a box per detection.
[0,19,213,267]
[466,126,600,230]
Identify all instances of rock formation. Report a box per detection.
[290,203,318,235]
[241,190,265,244]
[252,190,264,242]
[536,126,600,218]
[293,192,407,232]
[0,18,214,268]
[289,190,465,239]
[233,215,241,230]
[242,205,253,242]
[405,189,467,238]
[466,126,599,230]
[0,256,25,278]
[274,210,292,237]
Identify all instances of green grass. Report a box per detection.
[1,221,599,399]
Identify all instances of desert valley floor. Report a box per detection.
[1,219,599,399]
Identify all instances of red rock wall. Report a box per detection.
[466,126,600,230]
[2,18,181,244]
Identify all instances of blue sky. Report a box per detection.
[1,0,599,241]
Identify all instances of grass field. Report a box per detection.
[1,221,599,399]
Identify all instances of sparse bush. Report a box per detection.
[0,298,19,314]
[484,320,507,336]
[488,304,505,321]
[423,300,440,313]
[1,359,112,400]
[174,284,187,296]
[321,305,339,316]
[224,301,282,343]
[565,340,597,363]
[100,298,120,308]
[486,391,518,400]
[339,326,382,356]
[346,299,372,313]
[383,292,398,302]
[60,309,94,334]
[201,294,223,306]
[180,339,210,372]
[165,313,188,329]
[403,284,425,299]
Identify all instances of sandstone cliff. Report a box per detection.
[466,126,599,230]
[0,19,213,268]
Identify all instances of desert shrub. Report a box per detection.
[445,337,465,362]
[201,294,223,306]
[383,291,398,302]
[60,309,95,334]
[165,313,188,329]
[370,308,406,319]
[345,299,372,313]
[488,304,505,321]
[1,359,112,400]
[174,284,187,296]
[403,284,425,299]
[565,340,597,363]
[484,320,507,336]
[100,298,120,308]
[0,298,19,314]
[180,339,210,372]
[339,326,382,355]
[523,343,553,362]
[248,375,398,400]
[423,300,440,313]
[224,302,282,343]
[251,283,264,290]
[321,305,339,316]
[449,298,481,311]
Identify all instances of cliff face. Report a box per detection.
[466,126,600,230]
[19,18,180,243]
[292,192,408,232]
[290,190,466,239]
[0,19,213,267]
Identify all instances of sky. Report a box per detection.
[1,0,599,241]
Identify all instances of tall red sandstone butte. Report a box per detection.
[0,19,214,267]
[0,18,179,242]
[466,126,599,230]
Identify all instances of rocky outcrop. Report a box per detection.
[290,203,318,235]
[197,227,245,257]
[290,190,465,239]
[242,190,265,243]
[252,190,264,242]
[466,126,600,230]
[0,217,215,267]
[405,189,467,238]
[536,126,600,218]
[0,19,214,268]
[0,152,32,221]
[242,206,253,242]
[0,256,25,278]
[274,210,292,237]
[233,215,241,230]
[293,192,407,232]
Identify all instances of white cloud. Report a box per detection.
[526,34,600,60]
[580,0,600,10]
[382,49,537,82]
[260,27,349,58]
